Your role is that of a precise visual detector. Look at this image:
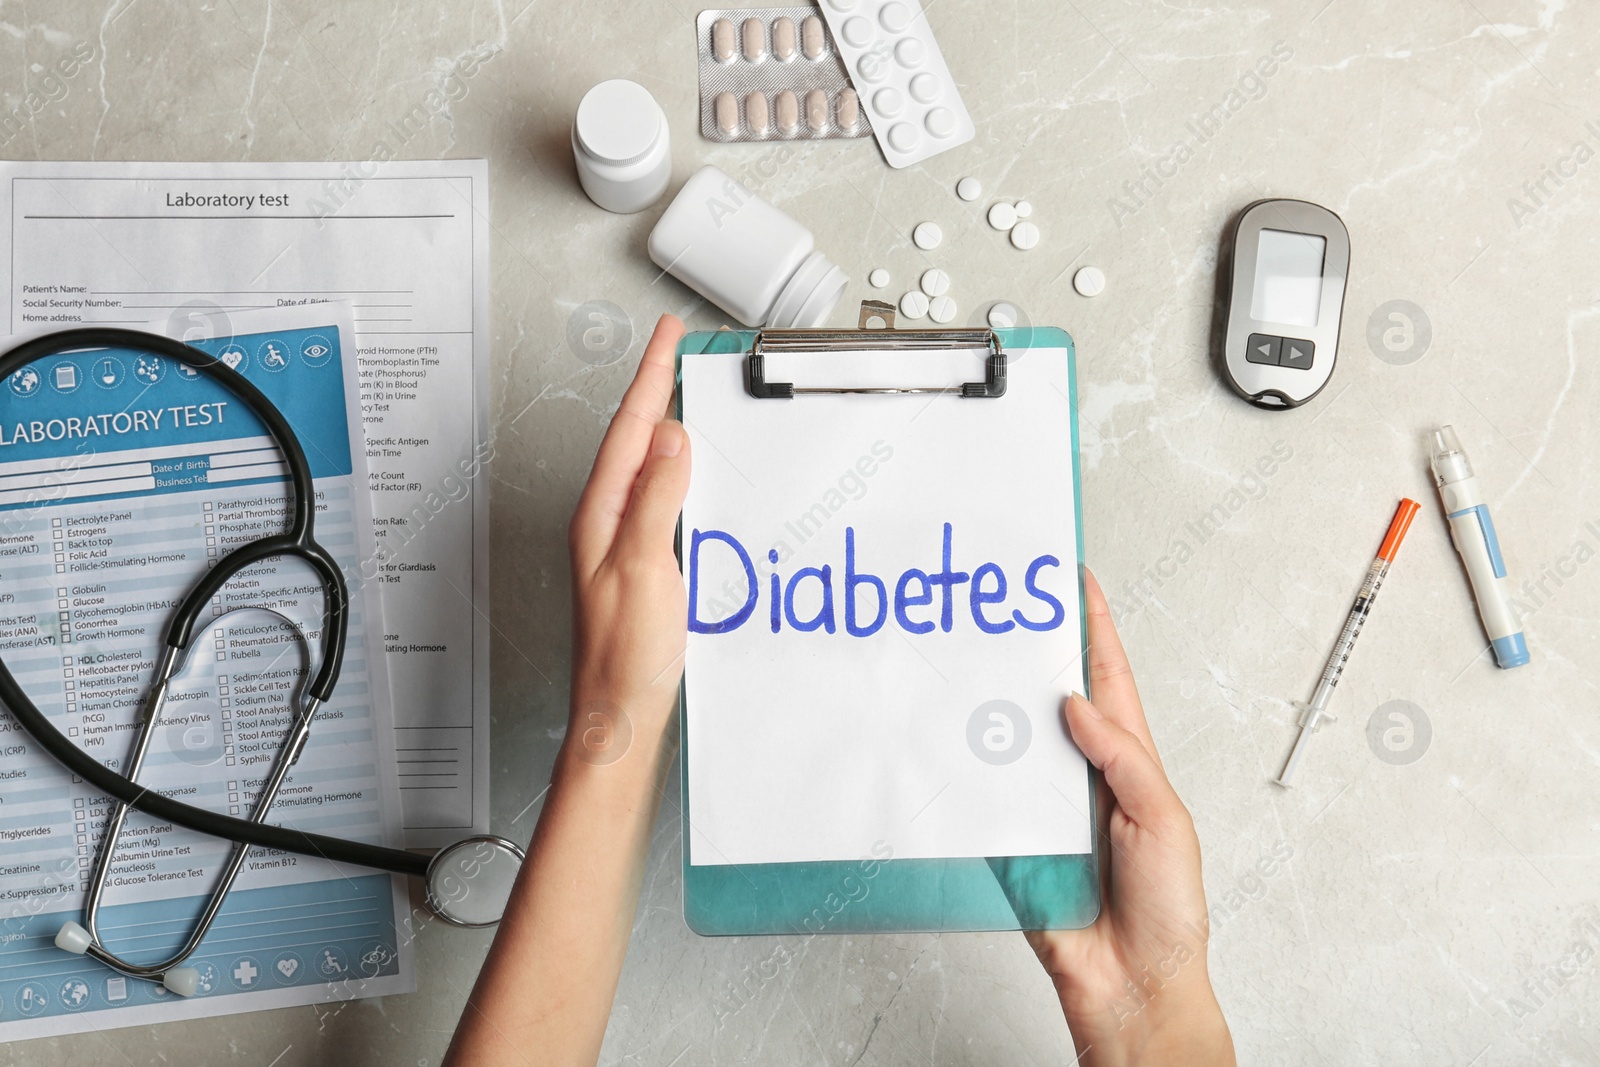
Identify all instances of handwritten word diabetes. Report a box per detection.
[688,523,1068,637]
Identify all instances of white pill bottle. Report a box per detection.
[648,165,848,328]
[572,79,672,214]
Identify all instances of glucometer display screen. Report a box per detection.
[1250,228,1326,327]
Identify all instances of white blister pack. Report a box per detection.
[813,0,974,168]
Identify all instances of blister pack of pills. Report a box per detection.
[697,8,873,142]
[813,0,974,168]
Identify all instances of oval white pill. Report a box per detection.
[837,88,860,130]
[1014,200,1033,219]
[928,295,957,323]
[1010,220,1040,250]
[925,106,956,139]
[841,16,872,46]
[987,202,1018,230]
[745,92,769,134]
[912,221,942,250]
[802,15,826,59]
[806,89,828,132]
[775,90,799,133]
[715,92,739,135]
[988,302,1018,329]
[908,73,941,103]
[895,37,926,68]
[857,52,889,82]
[920,268,950,297]
[869,268,890,288]
[879,1,912,32]
[873,87,904,117]
[889,122,920,154]
[1074,266,1106,297]
[711,18,737,63]
[742,18,766,61]
[957,177,982,201]
[772,17,797,60]
[900,290,929,319]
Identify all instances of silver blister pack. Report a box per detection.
[696,8,873,143]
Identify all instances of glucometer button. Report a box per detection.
[1246,333,1281,366]
[1281,337,1315,369]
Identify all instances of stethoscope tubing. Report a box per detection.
[0,328,429,880]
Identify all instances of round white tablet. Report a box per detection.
[888,122,921,154]
[899,290,929,319]
[1010,221,1040,251]
[841,16,871,47]
[1014,200,1033,219]
[912,221,942,250]
[987,202,1018,231]
[920,268,950,297]
[1073,265,1106,297]
[987,302,1018,329]
[869,268,890,288]
[928,294,957,324]
[956,177,982,202]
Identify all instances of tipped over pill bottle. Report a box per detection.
[572,79,672,214]
[648,165,848,328]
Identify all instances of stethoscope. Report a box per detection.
[0,329,524,996]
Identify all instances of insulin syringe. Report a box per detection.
[1275,498,1422,787]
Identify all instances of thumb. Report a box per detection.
[611,419,691,563]
[1063,694,1188,834]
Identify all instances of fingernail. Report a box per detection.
[1071,693,1103,720]
[652,420,684,458]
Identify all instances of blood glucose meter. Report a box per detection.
[1219,199,1349,409]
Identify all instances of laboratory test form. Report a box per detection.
[0,162,492,845]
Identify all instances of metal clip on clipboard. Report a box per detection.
[746,300,1007,399]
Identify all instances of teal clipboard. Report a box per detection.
[674,318,1099,935]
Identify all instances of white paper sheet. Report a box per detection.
[0,304,412,1039]
[680,344,1093,866]
[0,162,491,845]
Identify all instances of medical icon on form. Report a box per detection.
[51,361,80,393]
[257,339,289,372]
[105,975,128,1003]
[58,976,91,1011]
[318,946,348,977]
[299,333,334,367]
[92,355,126,390]
[217,344,247,373]
[16,982,48,1016]
[8,367,40,397]
[133,354,165,385]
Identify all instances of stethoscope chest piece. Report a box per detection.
[425,835,526,928]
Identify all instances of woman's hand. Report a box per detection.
[567,314,690,748]
[1027,570,1236,1067]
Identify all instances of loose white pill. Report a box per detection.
[928,294,957,323]
[895,37,926,68]
[1014,200,1033,219]
[912,221,942,250]
[837,87,860,130]
[776,90,800,133]
[987,202,1018,230]
[742,18,766,61]
[908,73,940,103]
[1074,266,1106,297]
[900,290,929,319]
[920,268,950,297]
[988,302,1018,329]
[715,92,739,135]
[772,17,797,60]
[802,15,827,59]
[879,2,912,32]
[925,106,956,139]
[957,177,982,201]
[745,92,769,134]
[1010,220,1040,250]
[888,122,920,153]
[869,268,890,288]
[873,87,904,117]
[841,16,872,46]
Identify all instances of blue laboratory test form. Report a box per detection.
[0,306,411,1039]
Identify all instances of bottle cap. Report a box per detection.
[575,80,663,167]
[767,251,848,328]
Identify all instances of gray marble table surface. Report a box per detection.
[2,1,1597,1064]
